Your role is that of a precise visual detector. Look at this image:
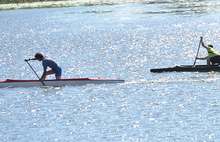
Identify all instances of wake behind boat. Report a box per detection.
[0,78,125,87]
[150,65,220,73]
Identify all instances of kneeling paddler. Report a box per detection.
[196,36,220,66]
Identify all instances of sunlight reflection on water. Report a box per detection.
[1,1,220,141]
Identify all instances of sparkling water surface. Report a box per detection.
[1,0,220,141]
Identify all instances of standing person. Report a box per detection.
[25,52,62,80]
[196,37,220,66]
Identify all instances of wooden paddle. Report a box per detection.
[193,38,202,66]
[26,61,45,86]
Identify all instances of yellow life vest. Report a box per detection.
[207,46,220,58]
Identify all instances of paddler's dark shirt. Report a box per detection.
[42,56,59,73]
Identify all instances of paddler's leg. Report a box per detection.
[210,56,220,66]
[55,67,62,80]
[207,58,211,67]
[42,70,55,80]
[56,76,61,80]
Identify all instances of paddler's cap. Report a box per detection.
[208,44,213,48]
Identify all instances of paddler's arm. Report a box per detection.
[200,36,207,49]
[196,56,208,60]
[24,58,38,62]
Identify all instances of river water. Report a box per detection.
[1,0,220,141]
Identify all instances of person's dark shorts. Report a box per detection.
[210,55,220,65]
[55,67,62,77]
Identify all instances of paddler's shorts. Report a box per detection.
[210,55,220,65]
[55,67,62,77]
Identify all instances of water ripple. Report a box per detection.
[1,1,220,141]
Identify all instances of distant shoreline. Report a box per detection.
[0,1,86,10]
[0,0,125,11]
